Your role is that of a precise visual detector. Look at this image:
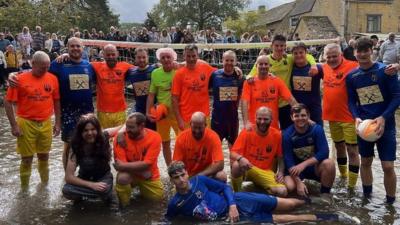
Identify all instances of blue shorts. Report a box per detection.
[358,127,396,161]
[61,105,94,142]
[211,119,238,145]
[234,192,277,223]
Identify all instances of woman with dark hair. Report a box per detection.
[62,113,115,203]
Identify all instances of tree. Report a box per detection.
[143,12,158,29]
[0,0,119,34]
[224,10,259,37]
[148,0,250,30]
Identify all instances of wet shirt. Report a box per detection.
[346,62,400,128]
[171,63,217,122]
[209,69,244,123]
[6,71,60,121]
[322,59,358,122]
[173,128,223,176]
[76,152,111,181]
[231,127,282,171]
[290,64,323,113]
[113,129,162,180]
[92,61,133,112]
[126,65,156,114]
[282,124,329,169]
[165,176,235,221]
[49,60,95,112]
[241,75,292,129]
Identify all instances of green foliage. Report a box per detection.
[148,0,250,30]
[224,10,259,37]
[0,0,119,34]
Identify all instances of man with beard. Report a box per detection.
[173,112,226,182]
[91,44,133,128]
[209,50,245,149]
[146,48,180,166]
[283,104,335,197]
[165,161,360,224]
[49,37,96,170]
[346,37,400,204]
[242,55,297,131]
[126,48,156,130]
[113,112,163,207]
[230,107,287,197]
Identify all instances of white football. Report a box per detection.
[357,119,381,142]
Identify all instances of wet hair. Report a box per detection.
[127,112,146,126]
[370,35,378,40]
[168,161,186,176]
[355,37,373,52]
[70,113,111,165]
[272,34,287,44]
[290,103,310,115]
[184,44,198,52]
[292,42,307,52]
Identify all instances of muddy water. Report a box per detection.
[0,104,399,224]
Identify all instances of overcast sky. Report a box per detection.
[108,0,294,23]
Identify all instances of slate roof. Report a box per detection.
[254,1,296,26]
[295,16,339,39]
[289,0,316,17]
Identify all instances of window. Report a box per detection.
[367,15,381,33]
[290,17,299,27]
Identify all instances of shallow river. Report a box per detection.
[0,102,399,225]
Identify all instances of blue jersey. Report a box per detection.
[49,60,95,111]
[283,124,329,169]
[166,176,234,221]
[290,64,323,124]
[126,65,156,114]
[210,69,244,123]
[166,176,277,223]
[346,62,400,128]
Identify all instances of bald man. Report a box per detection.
[231,106,288,197]
[172,112,226,182]
[4,51,61,189]
[241,55,297,130]
[91,44,134,128]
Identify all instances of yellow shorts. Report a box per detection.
[97,111,126,129]
[132,178,164,201]
[244,166,284,191]
[329,121,357,144]
[157,113,180,142]
[184,116,211,129]
[16,117,52,157]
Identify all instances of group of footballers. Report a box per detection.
[3,33,400,224]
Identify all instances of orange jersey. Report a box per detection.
[241,75,293,129]
[113,128,162,180]
[322,59,358,122]
[231,127,282,171]
[6,71,59,121]
[173,128,223,176]
[171,63,216,122]
[92,61,133,112]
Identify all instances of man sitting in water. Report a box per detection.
[165,161,360,224]
[283,104,336,197]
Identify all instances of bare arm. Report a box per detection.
[146,92,156,122]
[198,160,224,177]
[53,100,61,136]
[241,100,251,130]
[172,94,185,130]
[4,100,21,137]
[114,160,150,173]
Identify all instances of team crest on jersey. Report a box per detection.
[336,72,343,79]
[371,74,378,82]
[269,86,276,94]
[200,73,206,81]
[44,84,52,92]
[115,70,123,76]
[266,145,272,153]
[195,190,203,199]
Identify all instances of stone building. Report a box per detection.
[256,0,400,39]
